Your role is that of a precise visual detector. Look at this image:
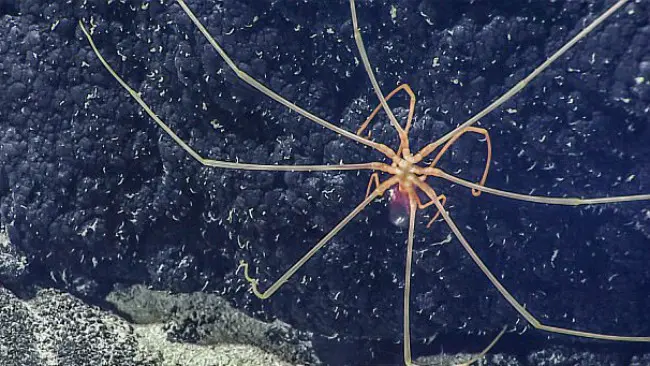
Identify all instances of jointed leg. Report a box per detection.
[357,84,416,139]
[238,176,399,299]
[412,190,447,228]
[364,173,382,199]
[417,178,650,342]
[416,126,492,197]
[403,189,419,366]
[404,184,504,366]
[425,195,446,228]
[431,168,650,207]
[79,21,391,174]
[411,180,510,365]
[454,325,507,366]
[174,0,396,159]
[429,0,630,149]
[349,0,409,152]
[429,127,491,197]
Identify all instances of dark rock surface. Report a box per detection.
[1,0,649,364]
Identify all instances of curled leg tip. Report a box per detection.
[236,260,250,276]
[237,260,265,299]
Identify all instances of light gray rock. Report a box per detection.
[106,284,321,365]
[0,286,312,366]
[0,287,158,366]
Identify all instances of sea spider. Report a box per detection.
[79,0,650,364]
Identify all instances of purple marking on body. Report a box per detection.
[388,186,410,228]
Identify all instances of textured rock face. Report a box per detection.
[106,284,319,365]
[1,0,649,364]
[0,287,158,366]
[0,286,309,366]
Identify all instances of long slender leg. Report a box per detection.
[175,0,396,160]
[412,178,650,342]
[403,189,419,366]
[406,184,504,366]
[411,181,510,365]
[430,168,650,207]
[238,176,399,299]
[348,0,410,154]
[428,0,629,149]
[79,21,393,175]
